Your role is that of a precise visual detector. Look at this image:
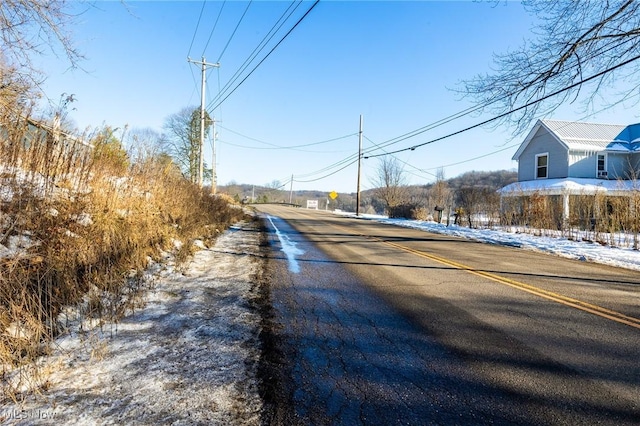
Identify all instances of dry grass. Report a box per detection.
[0,111,247,399]
[500,189,640,248]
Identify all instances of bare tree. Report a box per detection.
[371,157,409,214]
[123,127,164,164]
[428,168,452,221]
[262,180,283,202]
[461,1,640,133]
[457,187,486,228]
[161,107,212,184]
[0,57,34,119]
[1,0,84,82]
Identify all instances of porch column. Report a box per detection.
[562,192,570,227]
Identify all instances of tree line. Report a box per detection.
[218,159,518,227]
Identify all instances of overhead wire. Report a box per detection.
[236,34,636,177]
[216,0,253,63]
[187,0,207,58]
[361,35,639,157]
[360,88,640,185]
[218,125,357,150]
[207,1,301,111]
[188,2,638,188]
[202,0,226,55]
[232,74,635,189]
[429,143,520,171]
[360,103,487,158]
[293,157,360,183]
[186,1,208,106]
[428,89,640,171]
[363,135,437,179]
[208,0,320,112]
[293,151,360,179]
[217,138,351,153]
[364,53,640,159]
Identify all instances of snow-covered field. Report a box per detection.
[4,208,640,425]
[1,221,264,426]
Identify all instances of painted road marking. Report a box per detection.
[377,237,640,330]
[267,215,305,273]
[275,210,640,330]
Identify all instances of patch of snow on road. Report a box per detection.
[2,221,264,426]
[267,215,304,273]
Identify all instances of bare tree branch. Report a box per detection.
[0,0,84,77]
[460,0,640,133]
[371,157,410,213]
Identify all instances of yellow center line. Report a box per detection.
[289,213,640,330]
[363,233,640,330]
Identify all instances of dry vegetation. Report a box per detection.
[501,190,640,249]
[0,103,247,399]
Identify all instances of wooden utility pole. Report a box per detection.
[211,117,221,194]
[356,115,363,216]
[289,174,294,204]
[188,56,219,189]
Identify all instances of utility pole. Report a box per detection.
[289,174,294,204]
[356,115,363,216]
[211,117,221,195]
[188,56,219,189]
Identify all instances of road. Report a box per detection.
[255,205,640,425]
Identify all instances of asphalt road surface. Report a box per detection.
[255,205,640,426]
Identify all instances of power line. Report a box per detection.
[364,53,640,159]
[187,1,207,58]
[186,1,208,105]
[208,0,320,112]
[427,89,640,172]
[202,0,226,55]
[293,151,360,179]
[361,36,638,158]
[218,125,357,150]
[361,104,486,157]
[363,135,438,179]
[429,143,520,171]
[293,157,360,184]
[216,0,252,63]
[361,89,640,185]
[207,1,301,111]
[218,138,352,153]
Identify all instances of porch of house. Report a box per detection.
[499,178,640,230]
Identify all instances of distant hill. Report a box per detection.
[217,169,518,214]
[442,170,518,192]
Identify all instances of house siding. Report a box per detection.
[607,153,630,179]
[632,153,640,178]
[518,127,568,180]
[568,150,596,177]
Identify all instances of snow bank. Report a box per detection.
[2,221,264,425]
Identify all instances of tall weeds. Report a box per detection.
[500,188,640,248]
[0,113,246,398]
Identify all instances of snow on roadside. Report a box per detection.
[345,213,640,271]
[1,221,264,426]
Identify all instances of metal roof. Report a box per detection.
[541,119,627,150]
[513,119,639,160]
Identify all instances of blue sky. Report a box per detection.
[35,1,640,194]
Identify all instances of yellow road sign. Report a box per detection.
[329,191,338,200]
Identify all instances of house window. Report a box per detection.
[597,153,607,173]
[535,153,548,179]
